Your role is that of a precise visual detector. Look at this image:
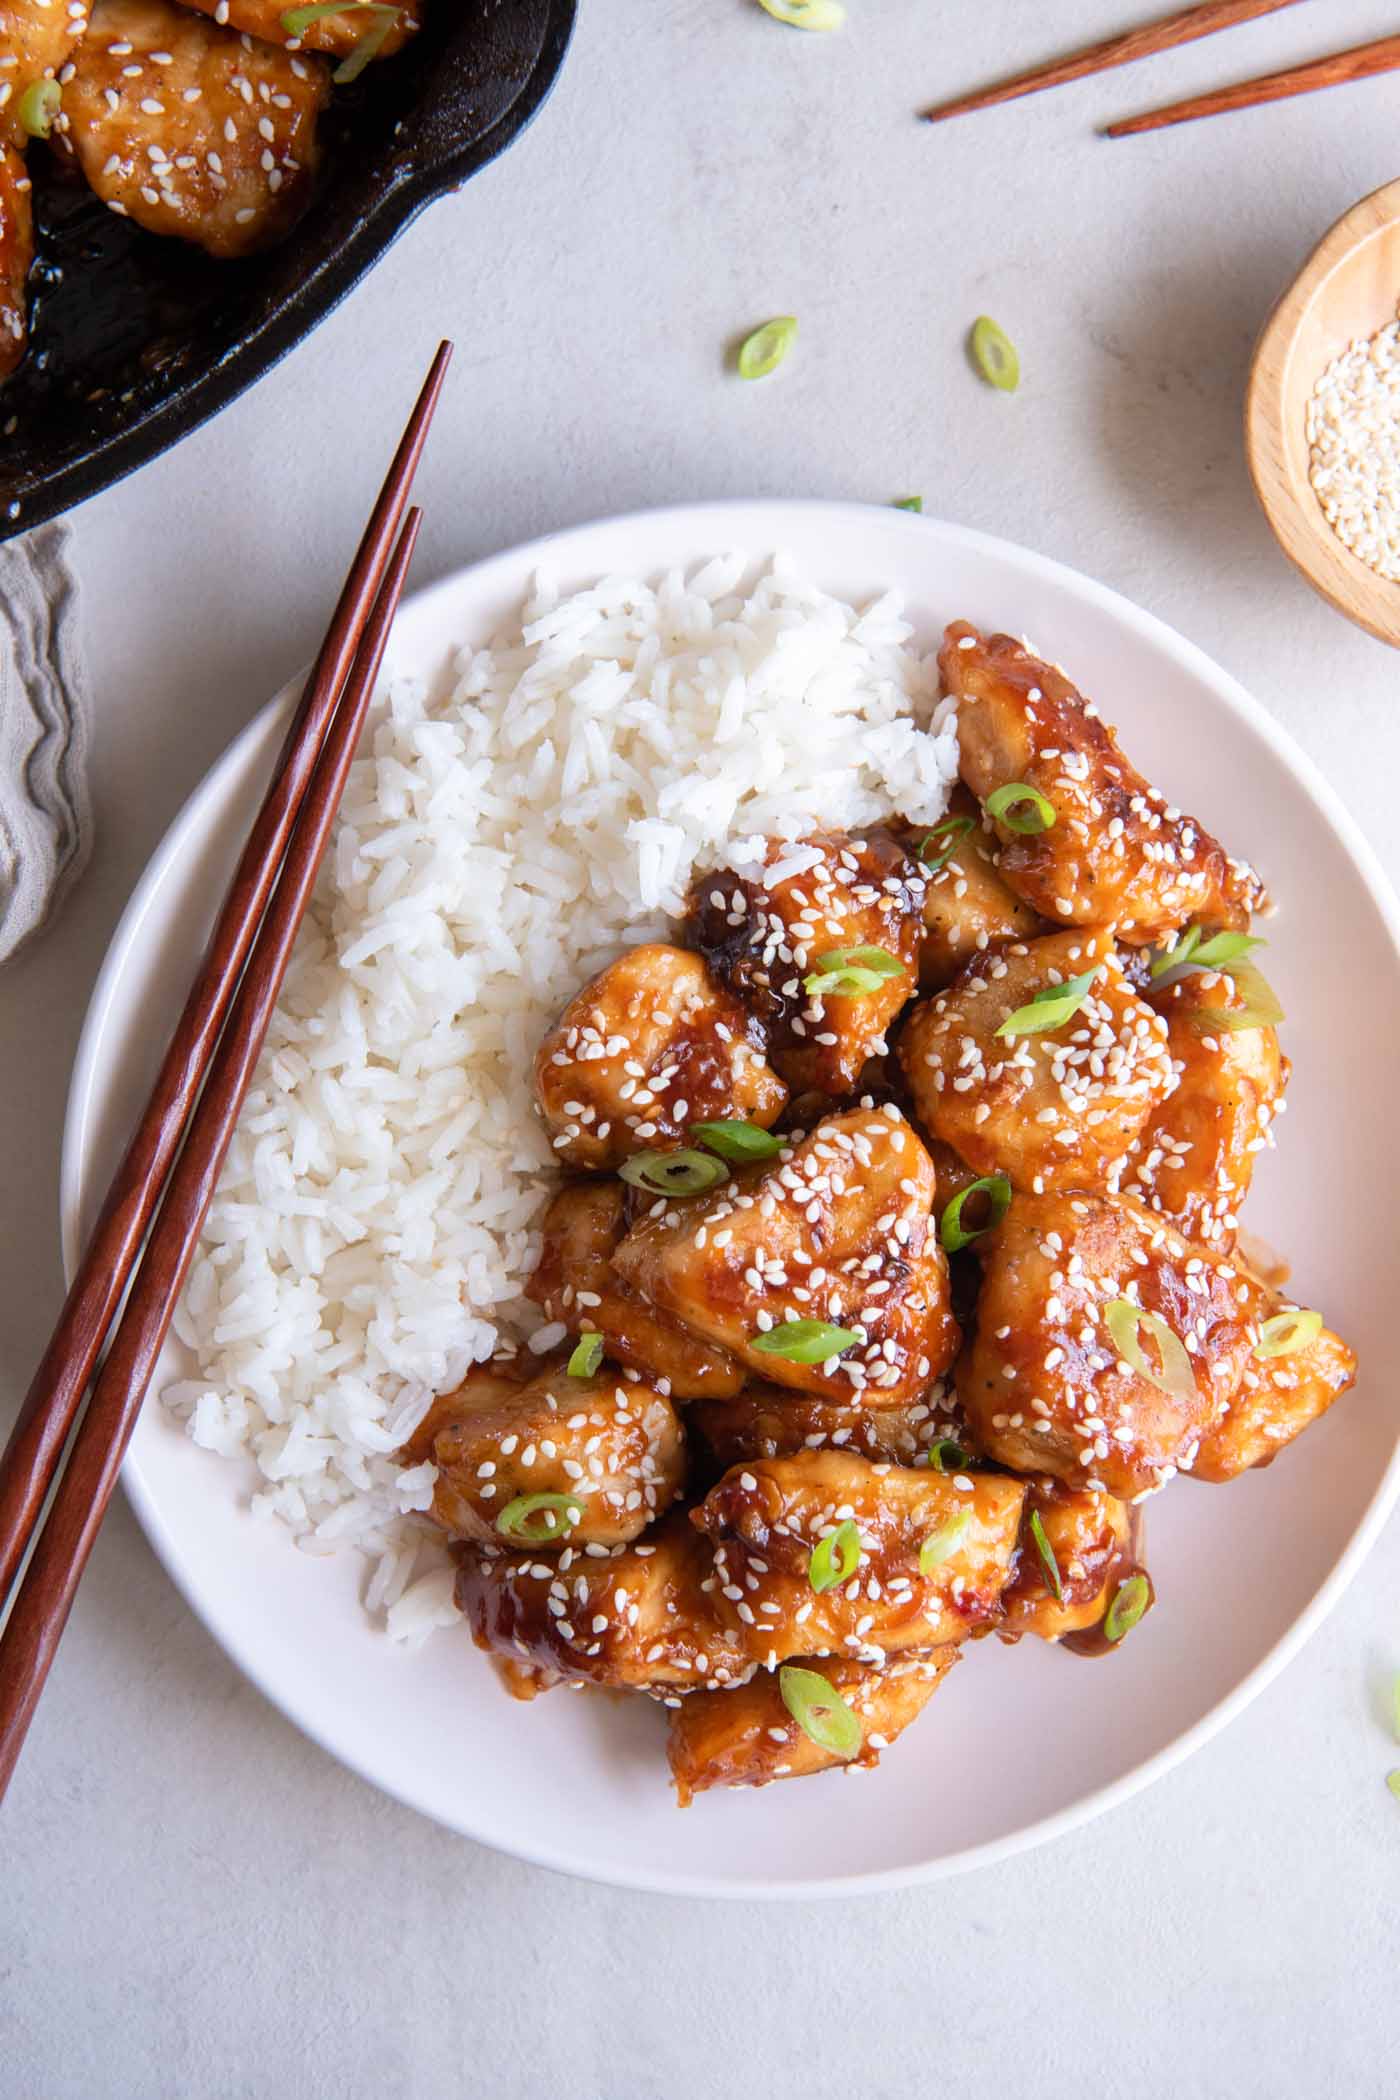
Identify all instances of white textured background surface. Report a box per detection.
[4,3,1400,2093]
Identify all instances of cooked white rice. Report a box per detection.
[164,553,960,1644]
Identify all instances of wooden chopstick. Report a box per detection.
[0,508,423,1800]
[0,342,450,1609]
[922,0,1308,125]
[1106,29,1400,133]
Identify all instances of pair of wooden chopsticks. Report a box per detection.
[0,341,452,1800]
[923,1,1400,139]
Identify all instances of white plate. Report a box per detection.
[62,501,1400,1898]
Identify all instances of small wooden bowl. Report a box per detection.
[1246,178,1400,648]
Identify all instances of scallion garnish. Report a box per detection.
[750,1318,858,1365]
[1105,1299,1196,1401]
[916,813,975,874]
[995,968,1097,1040]
[1151,924,1265,981]
[737,315,797,379]
[920,1437,970,1473]
[939,1172,1012,1253]
[1192,960,1284,1035]
[808,1519,862,1594]
[985,781,1055,834]
[1392,1673,1400,1744]
[691,1119,783,1163]
[279,3,401,81]
[618,1148,729,1197]
[757,0,846,28]
[894,496,923,513]
[803,944,904,998]
[1254,1308,1322,1361]
[778,1665,863,1757]
[971,316,1020,393]
[566,1331,604,1378]
[495,1492,583,1544]
[1028,1509,1063,1602]
[1103,1573,1151,1644]
[1149,923,1202,980]
[919,1508,972,1574]
[17,78,60,139]
[1387,1771,1400,1802]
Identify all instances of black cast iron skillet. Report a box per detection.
[0,0,576,539]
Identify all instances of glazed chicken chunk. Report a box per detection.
[0,143,29,379]
[959,1189,1264,1499]
[668,1646,960,1805]
[405,1356,685,1549]
[62,0,328,258]
[687,832,925,1097]
[690,1383,964,1470]
[999,1483,1147,1645]
[692,1451,1025,1665]
[456,1512,752,1695]
[909,788,1043,990]
[899,929,1176,1196]
[1,0,92,150]
[611,1104,960,1405]
[1118,967,1287,1246]
[534,942,787,1172]
[944,623,1266,944]
[176,0,419,59]
[1193,1290,1356,1482]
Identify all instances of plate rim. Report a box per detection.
[61,498,1400,1899]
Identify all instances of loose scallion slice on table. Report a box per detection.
[808,1519,862,1593]
[751,1318,858,1365]
[939,1172,1011,1253]
[1103,1573,1151,1644]
[737,315,797,379]
[1392,1675,1400,1743]
[691,1119,784,1163]
[916,813,974,873]
[1254,1308,1322,1360]
[1388,1771,1400,1802]
[971,316,1020,393]
[566,1331,604,1378]
[17,78,60,138]
[995,968,1097,1040]
[1104,1299,1196,1402]
[1028,1509,1063,1601]
[1192,959,1284,1035]
[757,0,846,28]
[803,944,904,998]
[984,781,1054,834]
[618,1148,729,1197]
[495,1492,583,1544]
[919,1509,972,1574]
[920,1437,970,1474]
[894,496,923,513]
[778,1666,863,1757]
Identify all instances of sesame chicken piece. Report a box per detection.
[1000,1483,1147,1646]
[689,1382,966,1469]
[958,1189,1260,1499]
[534,943,787,1172]
[176,0,420,60]
[526,1179,745,1401]
[691,1451,1025,1665]
[1193,1291,1356,1483]
[610,1104,960,1405]
[0,0,92,151]
[667,1645,960,1804]
[406,1355,685,1549]
[61,0,329,260]
[1117,967,1288,1248]
[898,928,1176,1197]
[907,788,1043,991]
[942,623,1267,944]
[455,1511,753,1694]
[686,832,925,1097]
[0,143,29,378]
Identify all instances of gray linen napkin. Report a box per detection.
[0,524,91,964]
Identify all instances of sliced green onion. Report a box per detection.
[1392,1673,1400,1744]
[737,316,797,380]
[757,0,845,28]
[280,1,399,80]
[566,1331,604,1378]
[985,781,1055,834]
[1254,1308,1322,1361]
[995,968,1097,1040]
[916,813,975,874]
[939,1173,1011,1253]
[1195,930,1263,968]
[808,1519,862,1594]
[1192,960,1284,1036]
[1104,1299,1196,1402]
[1103,1573,1151,1644]
[919,1508,972,1574]
[495,1492,583,1544]
[618,1148,729,1197]
[1028,1509,1063,1602]
[971,316,1020,393]
[804,944,905,998]
[920,1437,971,1473]
[1387,1770,1400,1802]
[750,1318,858,1365]
[17,78,60,139]
[1149,923,1201,980]
[691,1119,783,1163]
[334,15,396,82]
[894,496,923,513]
[779,1665,862,1756]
